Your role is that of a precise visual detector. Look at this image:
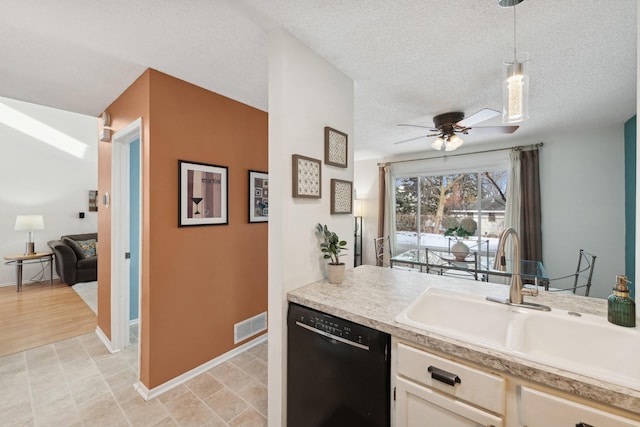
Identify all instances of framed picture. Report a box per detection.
[292,154,321,198]
[324,126,348,168]
[249,170,268,223]
[88,190,98,212]
[179,160,228,227]
[330,179,353,214]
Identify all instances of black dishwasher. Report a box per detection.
[287,303,391,427]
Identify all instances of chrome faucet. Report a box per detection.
[487,227,551,311]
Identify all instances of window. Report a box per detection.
[394,169,508,255]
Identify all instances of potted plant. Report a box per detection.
[442,216,477,261]
[316,223,348,284]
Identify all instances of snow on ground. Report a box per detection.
[396,231,500,253]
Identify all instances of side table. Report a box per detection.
[3,252,54,292]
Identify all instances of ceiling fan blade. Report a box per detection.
[457,108,500,127]
[393,135,428,145]
[393,133,439,144]
[397,123,438,131]
[465,125,519,135]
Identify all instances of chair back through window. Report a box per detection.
[374,236,392,267]
[544,249,597,296]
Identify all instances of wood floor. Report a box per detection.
[0,280,96,357]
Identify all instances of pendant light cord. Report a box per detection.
[513,4,517,62]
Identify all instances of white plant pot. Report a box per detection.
[327,263,346,284]
[451,241,470,261]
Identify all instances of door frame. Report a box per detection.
[111,117,143,354]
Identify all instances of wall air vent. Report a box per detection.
[234,311,267,344]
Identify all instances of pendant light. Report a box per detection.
[500,0,529,123]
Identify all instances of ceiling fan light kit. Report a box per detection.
[397,108,518,152]
[430,112,467,151]
[500,0,529,124]
[432,134,464,152]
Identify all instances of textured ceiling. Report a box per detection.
[0,0,636,160]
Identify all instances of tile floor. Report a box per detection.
[0,325,268,426]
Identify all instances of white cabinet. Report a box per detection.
[394,340,640,427]
[518,386,640,427]
[396,377,503,427]
[395,342,504,427]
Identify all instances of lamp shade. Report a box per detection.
[431,137,445,151]
[15,215,45,231]
[354,199,363,217]
[446,135,464,151]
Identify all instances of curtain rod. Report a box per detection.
[377,142,543,166]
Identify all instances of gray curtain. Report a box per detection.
[377,164,386,266]
[520,149,542,262]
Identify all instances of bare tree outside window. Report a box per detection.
[394,170,508,254]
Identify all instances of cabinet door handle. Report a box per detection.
[576,423,594,427]
[427,365,461,386]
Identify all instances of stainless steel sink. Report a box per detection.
[395,287,640,390]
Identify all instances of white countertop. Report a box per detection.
[287,265,640,415]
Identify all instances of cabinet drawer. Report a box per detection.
[519,386,640,427]
[397,342,505,414]
[396,377,503,427]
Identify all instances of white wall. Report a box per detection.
[354,157,382,265]
[539,125,625,298]
[267,28,354,426]
[0,96,98,286]
[355,123,626,299]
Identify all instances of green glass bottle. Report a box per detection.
[607,275,636,327]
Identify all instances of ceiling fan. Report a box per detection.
[395,108,519,151]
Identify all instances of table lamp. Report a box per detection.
[14,215,45,255]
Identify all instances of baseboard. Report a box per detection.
[95,326,121,354]
[134,333,268,401]
[0,276,63,288]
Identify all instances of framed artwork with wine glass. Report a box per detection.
[178,160,228,226]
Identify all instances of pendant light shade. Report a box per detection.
[502,52,530,123]
[501,0,529,124]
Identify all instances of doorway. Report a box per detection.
[111,118,142,367]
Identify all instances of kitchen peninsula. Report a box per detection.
[287,265,640,425]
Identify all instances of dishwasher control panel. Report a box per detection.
[291,303,375,348]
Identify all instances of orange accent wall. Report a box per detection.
[98,69,268,389]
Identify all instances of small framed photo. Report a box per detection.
[292,154,321,198]
[179,160,228,227]
[249,170,268,223]
[330,179,353,214]
[324,126,348,168]
[88,190,98,212]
